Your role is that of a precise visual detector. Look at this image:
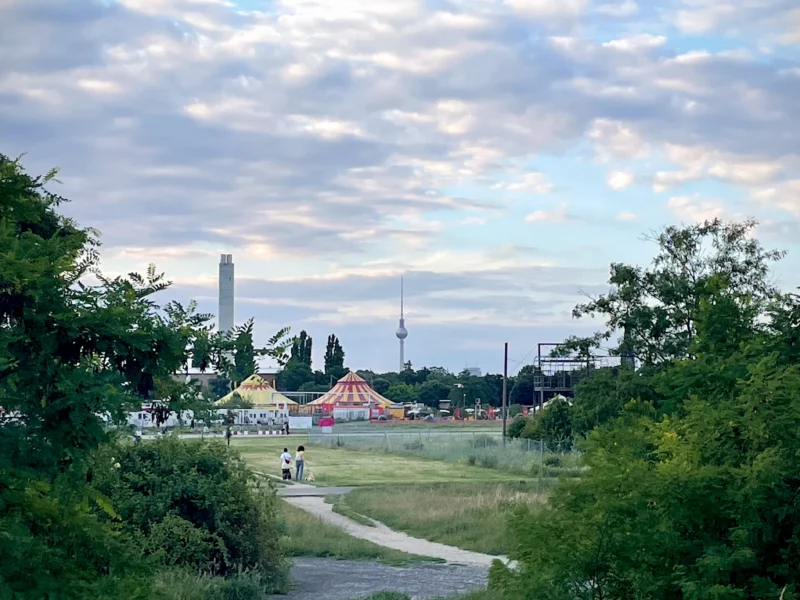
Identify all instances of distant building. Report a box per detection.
[465,367,482,377]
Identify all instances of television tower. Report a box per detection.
[395,276,408,372]
[218,254,234,334]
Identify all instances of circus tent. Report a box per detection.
[216,374,297,411]
[306,372,393,418]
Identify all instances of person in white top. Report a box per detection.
[280,448,292,480]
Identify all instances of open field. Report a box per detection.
[234,437,529,486]
[344,482,547,555]
[307,431,582,477]
[280,501,439,566]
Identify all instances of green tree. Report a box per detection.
[384,383,419,404]
[557,219,783,366]
[520,396,574,449]
[276,358,314,391]
[324,334,346,380]
[0,155,226,596]
[372,378,391,395]
[290,330,313,367]
[492,227,800,600]
[417,379,451,408]
[509,365,538,406]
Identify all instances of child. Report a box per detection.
[280,447,292,480]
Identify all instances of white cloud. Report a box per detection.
[525,202,571,223]
[493,172,554,194]
[594,1,639,16]
[602,34,666,51]
[667,195,725,223]
[606,170,634,190]
[615,211,638,221]
[505,0,589,19]
[587,119,649,161]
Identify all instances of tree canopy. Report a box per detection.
[491,220,800,600]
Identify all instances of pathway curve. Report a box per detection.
[277,485,355,497]
[284,495,512,567]
[269,558,488,600]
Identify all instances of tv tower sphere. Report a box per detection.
[396,276,408,372]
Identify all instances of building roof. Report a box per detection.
[216,374,297,407]
[307,372,393,407]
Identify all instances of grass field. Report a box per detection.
[280,501,439,565]
[344,482,547,555]
[234,437,529,486]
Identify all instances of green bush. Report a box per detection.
[93,438,288,588]
[507,417,527,439]
[151,568,280,600]
[543,455,562,468]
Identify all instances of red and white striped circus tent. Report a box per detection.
[305,372,393,419]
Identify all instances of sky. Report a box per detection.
[1,0,799,375]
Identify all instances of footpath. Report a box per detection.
[282,484,512,568]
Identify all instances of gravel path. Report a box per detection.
[284,496,510,567]
[277,486,355,497]
[269,557,488,600]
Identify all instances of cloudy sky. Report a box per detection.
[1,0,799,374]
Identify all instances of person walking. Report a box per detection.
[280,447,292,480]
[295,445,305,482]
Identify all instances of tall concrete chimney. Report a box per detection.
[218,254,234,334]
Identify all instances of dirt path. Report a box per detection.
[269,557,488,600]
[284,495,511,567]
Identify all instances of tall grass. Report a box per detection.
[345,482,547,555]
[280,501,440,565]
[308,431,583,477]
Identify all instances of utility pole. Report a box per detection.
[502,342,508,442]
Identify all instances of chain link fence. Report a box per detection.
[307,430,583,478]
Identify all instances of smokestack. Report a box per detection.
[218,254,234,334]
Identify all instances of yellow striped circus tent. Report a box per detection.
[216,374,298,410]
[307,372,393,408]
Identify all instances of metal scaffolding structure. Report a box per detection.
[532,343,617,411]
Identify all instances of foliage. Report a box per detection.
[217,391,254,409]
[324,333,347,380]
[385,383,420,404]
[151,568,285,600]
[520,397,574,449]
[418,379,452,408]
[290,330,313,367]
[0,155,223,595]
[276,357,315,391]
[556,219,783,366]
[507,416,527,439]
[372,377,391,395]
[208,376,233,400]
[92,438,287,582]
[493,222,800,600]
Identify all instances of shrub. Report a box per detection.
[93,438,288,588]
[507,417,527,439]
[543,455,562,468]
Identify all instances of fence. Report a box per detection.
[306,430,583,477]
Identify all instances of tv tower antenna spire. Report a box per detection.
[396,276,408,372]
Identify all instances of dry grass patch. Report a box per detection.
[345,482,547,555]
